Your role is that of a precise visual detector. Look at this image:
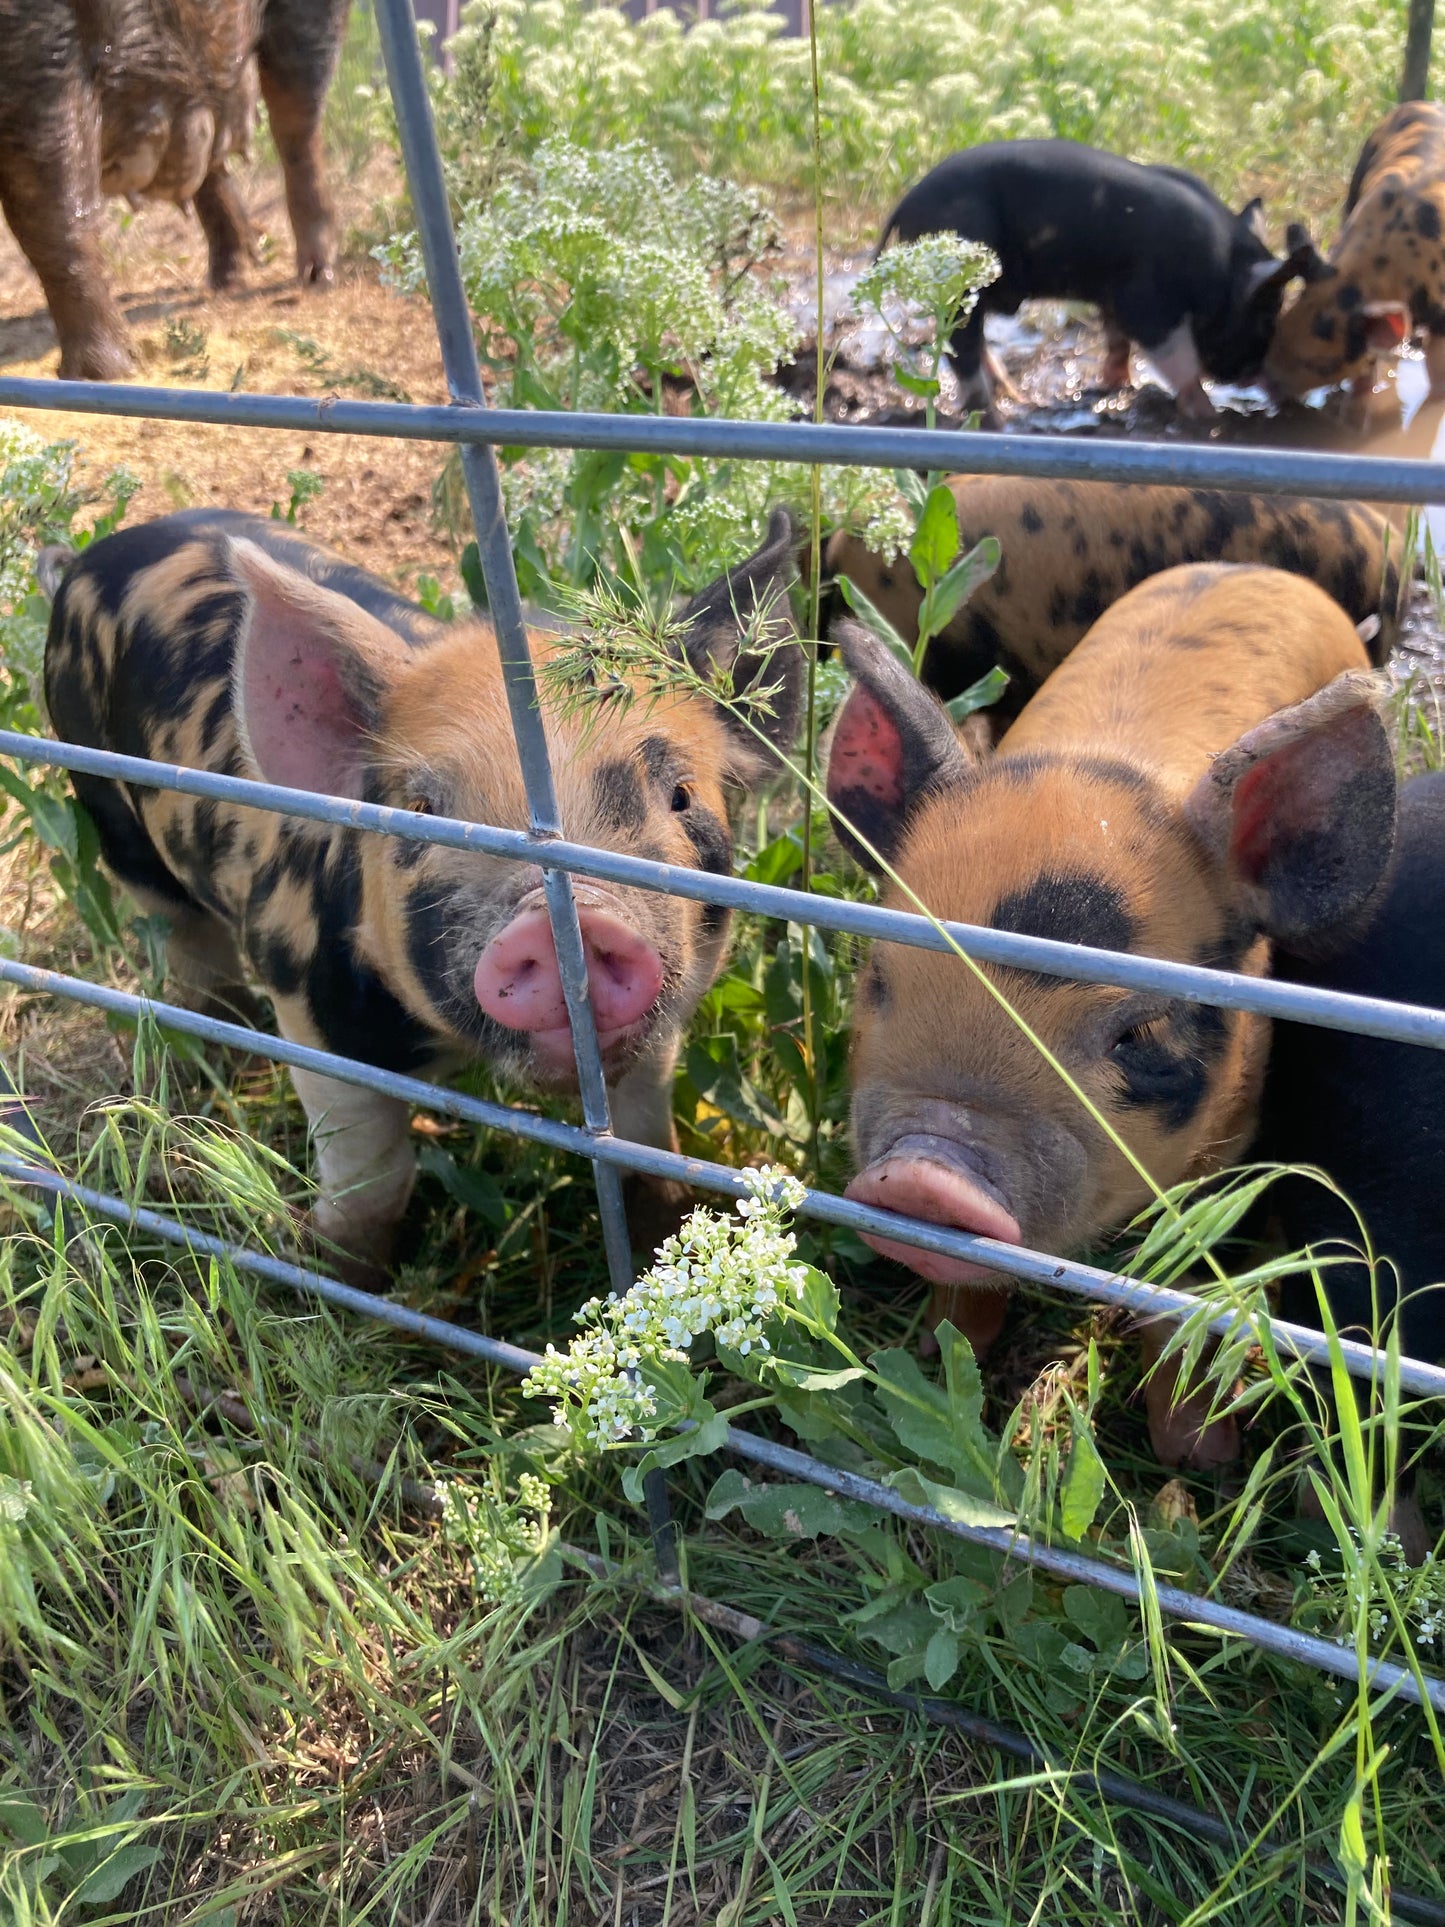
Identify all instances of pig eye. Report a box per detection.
[878,570,895,590]
[671,783,693,813]
[407,797,435,815]
[1109,1016,1167,1059]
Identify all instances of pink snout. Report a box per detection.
[473,905,664,1068]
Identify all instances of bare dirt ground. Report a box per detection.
[0,156,464,599]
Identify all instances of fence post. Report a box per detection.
[1402,0,1435,100]
[373,0,639,1302]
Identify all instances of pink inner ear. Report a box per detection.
[828,684,906,810]
[237,569,373,798]
[1228,711,1364,882]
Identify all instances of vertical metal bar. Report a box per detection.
[374,0,636,1299]
[1402,0,1435,99]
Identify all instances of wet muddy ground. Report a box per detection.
[776,247,1445,696]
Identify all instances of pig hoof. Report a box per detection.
[209,256,247,293]
[625,1175,694,1263]
[59,336,136,382]
[1147,1407,1240,1470]
[298,255,336,290]
[292,1207,396,1292]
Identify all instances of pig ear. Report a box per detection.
[1278,220,1335,287]
[677,506,804,774]
[1361,301,1411,352]
[1235,197,1267,244]
[228,538,411,799]
[824,618,974,873]
[1183,672,1396,952]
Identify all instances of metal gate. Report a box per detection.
[1,0,1444,1729]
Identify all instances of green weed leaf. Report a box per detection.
[945,665,1010,723]
[833,576,916,672]
[923,1626,960,1691]
[909,483,962,583]
[1060,1412,1108,1541]
[72,1842,162,1907]
[705,1468,874,1540]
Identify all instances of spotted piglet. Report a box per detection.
[1267,101,1445,399]
[824,477,1398,718]
[825,563,1395,1467]
[44,509,802,1274]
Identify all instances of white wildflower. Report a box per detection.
[523,1165,810,1448]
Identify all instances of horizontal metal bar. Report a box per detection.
[2,1151,1438,1715]
[4,375,1445,503]
[6,730,1445,1052]
[4,953,1443,1399]
[722,1431,1445,1715]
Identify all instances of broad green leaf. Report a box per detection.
[0,767,79,861]
[945,665,1011,724]
[795,1264,841,1335]
[924,535,999,631]
[847,1595,936,1657]
[684,1035,792,1139]
[872,1325,999,1497]
[416,1145,510,1227]
[909,482,961,584]
[765,1361,868,1393]
[1062,1584,1130,1651]
[923,1627,960,1691]
[892,467,930,515]
[833,576,915,673]
[0,1791,48,1847]
[72,1841,162,1907]
[620,1409,728,1502]
[704,1468,874,1540]
[893,368,941,400]
[1059,1639,1101,1677]
[887,1465,1015,1531]
[1060,1413,1108,1541]
[925,1574,989,1630]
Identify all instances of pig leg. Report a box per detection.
[1101,323,1133,390]
[0,95,134,381]
[944,310,998,424]
[288,1063,416,1279]
[1426,331,1445,399]
[124,885,266,1028]
[194,165,258,292]
[257,0,349,287]
[1137,1315,1240,1468]
[1141,322,1215,420]
[922,1282,1009,1357]
[610,1032,694,1258]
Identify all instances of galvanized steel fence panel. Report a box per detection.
[1,0,1443,1714]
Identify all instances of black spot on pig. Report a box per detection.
[594,759,646,831]
[1418,200,1442,240]
[1020,505,1045,533]
[991,869,1139,955]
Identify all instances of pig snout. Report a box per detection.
[473,903,664,1067]
[845,1133,1022,1287]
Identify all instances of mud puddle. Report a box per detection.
[776,252,1445,694]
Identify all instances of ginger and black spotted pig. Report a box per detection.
[1267,100,1445,399]
[825,564,1395,1468]
[43,508,802,1275]
[824,478,1398,718]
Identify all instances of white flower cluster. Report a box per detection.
[523,1165,810,1449]
[851,234,1001,338]
[1304,1533,1445,1652]
[437,1471,551,1606]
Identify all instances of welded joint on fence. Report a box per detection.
[3,1147,1441,1717]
